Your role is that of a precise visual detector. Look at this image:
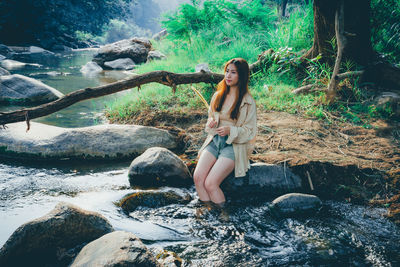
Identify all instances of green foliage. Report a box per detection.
[371,0,400,63]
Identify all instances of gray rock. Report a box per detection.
[28,46,55,55]
[0,59,26,70]
[152,29,168,41]
[71,231,160,267]
[270,193,322,217]
[0,67,10,76]
[375,91,400,116]
[0,202,113,267]
[93,38,152,68]
[129,147,192,187]
[0,122,179,160]
[0,74,63,104]
[104,58,136,70]
[195,63,210,73]
[147,50,167,62]
[119,190,192,213]
[0,54,5,61]
[221,163,302,199]
[0,44,14,57]
[80,61,103,77]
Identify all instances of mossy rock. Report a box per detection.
[118,190,192,213]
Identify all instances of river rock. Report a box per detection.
[0,44,14,57]
[0,54,5,61]
[152,29,168,41]
[0,67,10,76]
[0,74,63,104]
[80,61,103,76]
[147,50,167,61]
[93,38,152,68]
[104,57,136,70]
[71,231,160,267]
[128,147,192,187]
[156,249,183,267]
[0,59,25,70]
[119,190,192,213]
[270,193,322,217]
[221,163,302,199]
[0,202,114,267]
[195,63,210,73]
[28,46,55,55]
[0,122,179,160]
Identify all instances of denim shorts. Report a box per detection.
[204,135,235,161]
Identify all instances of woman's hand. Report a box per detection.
[207,118,217,128]
[216,126,230,136]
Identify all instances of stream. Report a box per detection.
[0,50,399,266]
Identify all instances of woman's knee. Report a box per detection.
[193,170,206,186]
[204,177,219,192]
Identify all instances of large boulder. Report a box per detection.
[104,57,136,70]
[0,59,27,70]
[0,74,63,104]
[0,122,180,161]
[128,147,192,187]
[70,231,160,267]
[270,193,322,217]
[0,67,10,76]
[0,202,114,267]
[221,163,303,199]
[118,190,192,213]
[93,38,152,69]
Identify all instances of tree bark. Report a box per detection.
[302,0,374,65]
[0,71,224,126]
[281,0,288,17]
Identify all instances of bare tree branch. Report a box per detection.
[0,70,224,126]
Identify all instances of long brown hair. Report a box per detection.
[211,58,250,120]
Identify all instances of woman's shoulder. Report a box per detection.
[241,93,256,106]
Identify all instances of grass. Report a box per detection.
[105,1,396,126]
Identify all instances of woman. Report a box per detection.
[193,58,257,206]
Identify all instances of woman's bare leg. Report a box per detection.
[193,150,217,201]
[204,157,234,204]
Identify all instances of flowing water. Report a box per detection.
[0,51,399,266]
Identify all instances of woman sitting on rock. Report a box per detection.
[194,58,257,207]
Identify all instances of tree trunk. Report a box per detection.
[281,0,288,17]
[303,0,374,65]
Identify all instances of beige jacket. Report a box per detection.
[198,93,257,177]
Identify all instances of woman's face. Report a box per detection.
[225,63,239,87]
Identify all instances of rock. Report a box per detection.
[195,63,210,73]
[0,202,114,267]
[0,74,63,104]
[71,231,160,267]
[270,193,322,217]
[93,38,152,68]
[128,147,192,187]
[104,58,136,70]
[28,46,55,55]
[0,54,5,61]
[221,163,302,199]
[0,122,179,161]
[0,59,26,70]
[80,61,103,77]
[375,91,400,116]
[152,29,168,41]
[0,44,14,57]
[118,190,192,213]
[0,67,10,76]
[156,249,183,267]
[147,50,167,62]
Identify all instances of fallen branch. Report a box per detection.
[292,84,325,94]
[0,70,224,126]
[336,70,364,80]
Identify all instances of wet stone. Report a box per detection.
[270,193,322,217]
